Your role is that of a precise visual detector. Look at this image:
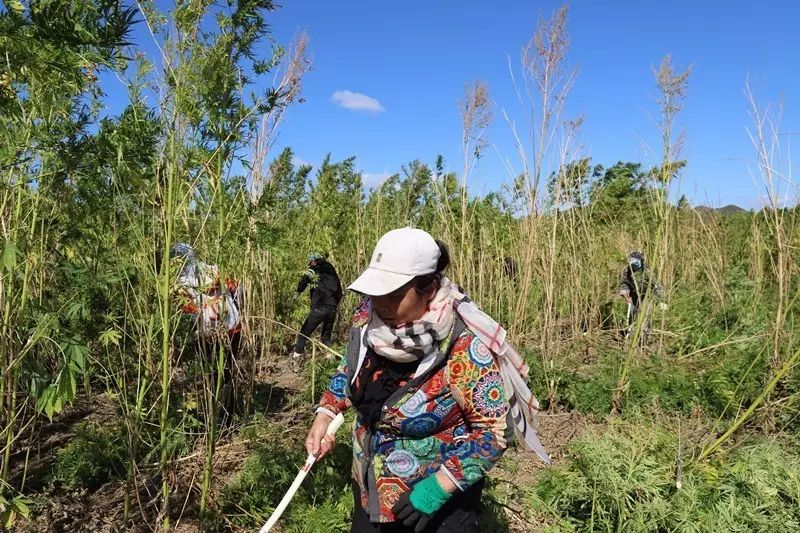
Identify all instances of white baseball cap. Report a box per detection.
[348,228,440,296]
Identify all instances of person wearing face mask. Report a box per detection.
[304,228,549,532]
[619,250,667,339]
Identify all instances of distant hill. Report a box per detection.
[694,204,748,216]
[717,204,748,215]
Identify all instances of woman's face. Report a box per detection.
[372,281,435,327]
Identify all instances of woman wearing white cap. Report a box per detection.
[305,228,549,532]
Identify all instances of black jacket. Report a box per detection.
[297,260,342,310]
[619,266,662,304]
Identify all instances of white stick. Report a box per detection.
[259,413,345,533]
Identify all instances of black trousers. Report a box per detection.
[294,306,336,354]
[351,480,482,533]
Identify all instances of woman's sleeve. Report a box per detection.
[318,301,369,418]
[316,358,351,419]
[441,335,509,490]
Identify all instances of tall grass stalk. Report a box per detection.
[501,4,576,405]
[698,84,798,459]
[613,56,690,412]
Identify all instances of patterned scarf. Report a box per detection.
[365,280,457,363]
[364,277,550,464]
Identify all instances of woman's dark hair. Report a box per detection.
[413,240,450,293]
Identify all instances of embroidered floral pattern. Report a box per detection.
[474,373,506,417]
[386,449,419,478]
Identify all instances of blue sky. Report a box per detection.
[105,1,800,208]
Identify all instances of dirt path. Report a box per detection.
[13,351,308,532]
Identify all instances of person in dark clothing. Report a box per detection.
[618,251,667,340]
[292,253,342,371]
[502,256,519,280]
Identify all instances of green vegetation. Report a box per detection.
[49,422,128,490]
[221,433,354,532]
[530,420,800,531]
[0,1,797,531]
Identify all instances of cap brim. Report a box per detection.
[347,268,414,296]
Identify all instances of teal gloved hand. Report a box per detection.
[391,475,452,532]
[410,474,451,514]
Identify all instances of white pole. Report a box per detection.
[259,413,345,532]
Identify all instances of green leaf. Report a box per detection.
[53,384,65,414]
[66,300,89,321]
[57,365,77,402]
[99,328,121,348]
[38,387,55,419]
[66,342,88,371]
[7,0,24,14]
[69,369,77,398]
[12,497,29,518]
[1,241,18,271]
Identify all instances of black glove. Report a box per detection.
[391,491,432,533]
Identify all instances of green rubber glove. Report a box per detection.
[392,475,452,531]
[410,475,451,514]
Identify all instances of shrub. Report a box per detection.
[530,420,800,531]
[49,422,127,489]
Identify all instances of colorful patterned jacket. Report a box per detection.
[317,300,509,523]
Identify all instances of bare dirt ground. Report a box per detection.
[489,409,593,532]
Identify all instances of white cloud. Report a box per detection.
[291,156,311,167]
[331,90,385,113]
[362,172,392,189]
